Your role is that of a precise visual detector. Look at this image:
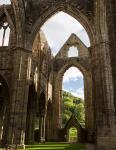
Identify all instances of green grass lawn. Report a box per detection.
[0,143,85,150]
[26,143,85,150]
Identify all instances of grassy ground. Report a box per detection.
[0,143,85,150]
[26,143,85,150]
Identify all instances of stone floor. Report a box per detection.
[85,144,95,150]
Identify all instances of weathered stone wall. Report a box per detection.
[55,34,89,58]
[0,0,116,149]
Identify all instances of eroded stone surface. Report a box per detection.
[0,0,116,150]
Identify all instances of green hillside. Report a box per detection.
[62,91,85,127]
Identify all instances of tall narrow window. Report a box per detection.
[62,67,85,127]
[68,46,79,57]
[0,22,10,46]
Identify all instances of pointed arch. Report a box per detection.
[30,3,95,49]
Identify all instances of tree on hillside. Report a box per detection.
[62,90,85,127]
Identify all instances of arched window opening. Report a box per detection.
[68,46,79,57]
[0,0,11,5]
[62,67,85,128]
[40,11,90,56]
[0,22,10,46]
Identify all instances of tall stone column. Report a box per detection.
[91,41,116,149]
[84,73,94,142]
[93,0,116,149]
[5,48,31,149]
[106,0,116,119]
[52,72,62,141]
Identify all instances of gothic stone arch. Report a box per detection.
[52,58,94,142]
[64,115,85,143]
[27,1,95,50]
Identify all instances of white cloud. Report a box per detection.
[63,86,84,99]
[68,46,78,57]
[63,67,83,83]
[72,87,84,99]
[0,0,11,5]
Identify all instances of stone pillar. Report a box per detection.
[84,72,94,142]
[6,80,29,149]
[51,72,61,141]
[93,0,116,149]
[91,41,116,149]
[106,0,116,118]
[5,48,31,149]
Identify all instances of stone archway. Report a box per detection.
[28,2,95,50]
[0,75,10,146]
[64,115,84,143]
[52,59,94,142]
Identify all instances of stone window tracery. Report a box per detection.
[0,22,10,46]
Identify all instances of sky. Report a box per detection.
[0,0,11,5]
[62,67,84,99]
[0,1,90,99]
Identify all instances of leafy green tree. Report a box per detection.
[62,90,85,127]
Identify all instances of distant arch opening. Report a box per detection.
[0,22,10,46]
[68,127,78,143]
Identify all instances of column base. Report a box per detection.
[5,144,25,150]
[39,137,45,143]
[97,137,116,150]
[86,144,95,150]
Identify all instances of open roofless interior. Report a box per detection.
[0,0,116,150]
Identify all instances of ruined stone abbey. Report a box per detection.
[0,0,116,149]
